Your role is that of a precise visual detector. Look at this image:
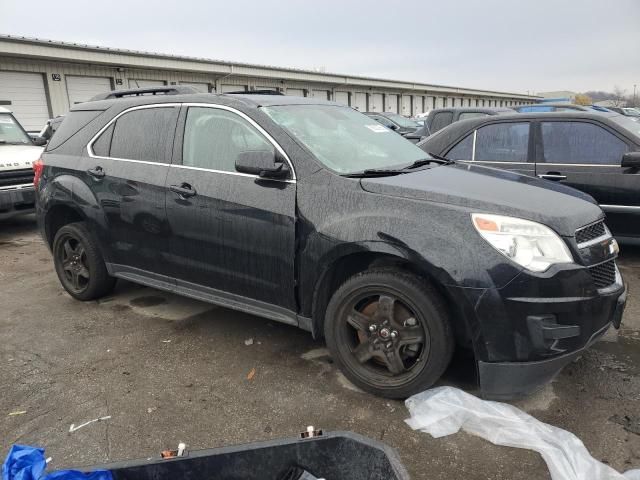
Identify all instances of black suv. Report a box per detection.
[419,111,640,243]
[36,87,626,400]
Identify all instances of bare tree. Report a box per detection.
[612,86,627,107]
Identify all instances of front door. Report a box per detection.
[165,105,297,313]
[84,105,179,276]
[535,120,640,239]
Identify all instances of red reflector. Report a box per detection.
[33,157,44,188]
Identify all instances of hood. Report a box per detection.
[360,163,602,237]
[0,145,44,171]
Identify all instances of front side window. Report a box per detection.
[183,107,274,172]
[0,114,31,145]
[474,122,529,162]
[262,105,426,174]
[109,107,177,162]
[540,122,628,165]
[381,113,418,129]
[430,112,454,133]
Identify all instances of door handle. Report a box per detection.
[87,166,105,178]
[537,173,567,181]
[170,183,197,198]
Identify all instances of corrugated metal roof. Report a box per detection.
[0,34,541,99]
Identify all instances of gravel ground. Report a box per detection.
[1,214,639,479]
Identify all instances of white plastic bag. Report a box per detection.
[405,386,640,480]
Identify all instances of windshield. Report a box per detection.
[622,108,640,117]
[611,114,640,138]
[0,114,31,145]
[262,105,427,174]
[383,113,419,129]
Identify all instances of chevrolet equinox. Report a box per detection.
[35,87,627,399]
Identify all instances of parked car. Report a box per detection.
[606,107,640,121]
[365,112,419,132]
[36,86,626,400]
[418,111,640,243]
[515,103,611,113]
[0,106,46,221]
[420,107,513,137]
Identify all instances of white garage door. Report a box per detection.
[334,91,349,105]
[385,94,398,113]
[286,88,305,97]
[413,96,423,116]
[401,96,411,116]
[353,92,367,111]
[369,93,383,112]
[312,90,329,100]
[0,71,49,131]
[221,84,246,93]
[180,82,209,93]
[128,79,166,88]
[66,76,112,107]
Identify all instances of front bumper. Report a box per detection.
[447,261,627,400]
[0,186,36,220]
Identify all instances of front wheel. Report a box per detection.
[324,269,454,399]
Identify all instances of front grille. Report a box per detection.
[588,259,616,289]
[575,220,606,245]
[0,168,34,188]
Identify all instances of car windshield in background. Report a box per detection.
[611,114,640,137]
[0,114,31,144]
[622,108,640,117]
[262,105,427,174]
[383,113,419,129]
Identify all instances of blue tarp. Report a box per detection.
[2,445,112,480]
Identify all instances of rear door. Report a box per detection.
[164,104,297,313]
[86,105,179,277]
[535,120,639,238]
[444,121,535,176]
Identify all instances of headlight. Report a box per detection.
[471,213,573,272]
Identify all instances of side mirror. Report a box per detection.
[235,150,289,179]
[31,136,47,146]
[621,151,640,169]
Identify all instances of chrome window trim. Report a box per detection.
[600,204,640,212]
[538,162,625,168]
[86,102,297,182]
[181,102,296,181]
[472,160,529,165]
[169,164,295,184]
[471,129,477,160]
[87,103,181,165]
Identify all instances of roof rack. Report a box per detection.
[89,86,201,101]
[225,89,284,95]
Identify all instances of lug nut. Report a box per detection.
[390,331,398,339]
[369,324,377,332]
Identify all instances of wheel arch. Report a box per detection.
[44,203,86,247]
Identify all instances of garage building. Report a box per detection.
[0,35,540,131]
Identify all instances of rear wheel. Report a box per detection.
[52,222,116,301]
[324,269,454,398]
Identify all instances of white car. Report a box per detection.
[0,106,45,220]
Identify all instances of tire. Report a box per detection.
[324,269,454,399]
[52,222,116,301]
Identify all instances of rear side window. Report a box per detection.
[447,133,474,160]
[459,112,490,121]
[182,107,274,172]
[92,124,113,157]
[430,112,453,132]
[540,122,628,165]
[475,122,529,162]
[108,107,178,163]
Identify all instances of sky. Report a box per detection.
[1,0,639,95]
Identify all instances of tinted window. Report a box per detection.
[92,124,113,157]
[447,133,474,160]
[431,112,453,132]
[183,107,274,172]
[540,122,628,165]
[475,122,529,162]
[459,112,490,121]
[109,107,177,162]
[47,110,103,151]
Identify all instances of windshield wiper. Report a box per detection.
[343,168,408,178]
[425,152,455,164]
